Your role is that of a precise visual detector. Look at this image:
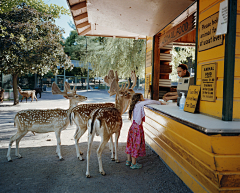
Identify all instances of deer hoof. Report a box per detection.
[86,175,91,178]
[115,160,120,163]
[80,152,83,155]
[59,158,64,161]
[100,171,106,176]
[78,158,84,161]
[111,158,115,161]
[8,159,13,162]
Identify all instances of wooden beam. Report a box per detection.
[74,12,88,21]
[151,35,160,100]
[70,1,86,11]
[76,21,90,29]
[78,26,91,36]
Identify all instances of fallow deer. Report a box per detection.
[7,82,87,162]
[18,86,37,102]
[70,70,136,161]
[85,70,136,177]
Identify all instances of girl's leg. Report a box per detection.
[131,157,136,165]
[127,154,131,162]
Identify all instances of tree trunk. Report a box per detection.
[12,74,19,105]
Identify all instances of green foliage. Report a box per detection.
[62,34,146,79]
[88,37,146,78]
[0,0,70,18]
[0,4,72,76]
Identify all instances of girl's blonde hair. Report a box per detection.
[129,93,143,120]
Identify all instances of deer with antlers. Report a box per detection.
[70,70,136,162]
[85,70,136,178]
[7,82,87,162]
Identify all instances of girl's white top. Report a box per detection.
[133,99,162,125]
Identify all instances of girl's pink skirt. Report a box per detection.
[125,118,146,158]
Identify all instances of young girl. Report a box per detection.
[125,93,163,169]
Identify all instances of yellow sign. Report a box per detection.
[184,85,201,113]
[199,12,224,52]
[201,63,216,102]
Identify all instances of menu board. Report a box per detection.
[184,85,201,113]
[201,63,216,102]
[199,12,224,52]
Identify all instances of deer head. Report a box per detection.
[104,70,137,115]
[52,82,87,108]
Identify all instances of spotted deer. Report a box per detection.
[70,70,136,161]
[85,70,136,178]
[18,86,37,103]
[7,82,87,162]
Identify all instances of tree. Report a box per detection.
[0,0,70,17]
[90,37,146,78]
[63,34,146,79]
[0,4,72,105]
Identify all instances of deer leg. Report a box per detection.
[97,136,110,176]
[7,131,27,162]
[74,127,87,161]
[55,131,63,160]
[86,131,95,178]
[15,131,28,159]
[109,135,115,161]
[34,95,37,101]
[114,131,120,163]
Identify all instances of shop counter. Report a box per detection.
[143,104,240,193]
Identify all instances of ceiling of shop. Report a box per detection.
[66,0,196,39]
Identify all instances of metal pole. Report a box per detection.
[87,64,89,91]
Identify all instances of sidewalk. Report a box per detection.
[0,89,191,193]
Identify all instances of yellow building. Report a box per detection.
[67,0,240,192]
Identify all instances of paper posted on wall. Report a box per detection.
[216,0,228,35]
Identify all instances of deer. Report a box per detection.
[85,70,136,178]
[18,86,37,102]
[70,70,136,162]
[7,82,87,162]
[0,88,5,103]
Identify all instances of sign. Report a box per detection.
[216,0,228,35]
[199,12,224,52]
[159,13,195,48]
[184,85,201,113]
[201,63,216,102]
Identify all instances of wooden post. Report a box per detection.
[151,34,160,100]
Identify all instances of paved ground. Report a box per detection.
[0,88,192,193]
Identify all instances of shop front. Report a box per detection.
[144,0,240,192]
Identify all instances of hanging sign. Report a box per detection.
[159,13,196,48]
[216,0,228,35]
[201,63,216,102]
[184,85,201,113]
[199,12,224,52]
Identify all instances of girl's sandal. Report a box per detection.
[126,160,131,166]
[130,163,142,169]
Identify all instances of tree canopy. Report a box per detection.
[0,4,71,104]
[62,32,146,79]
[0,0,70,18]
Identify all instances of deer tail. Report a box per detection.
[90,108,101,134]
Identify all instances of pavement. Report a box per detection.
[0,87,192,193]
